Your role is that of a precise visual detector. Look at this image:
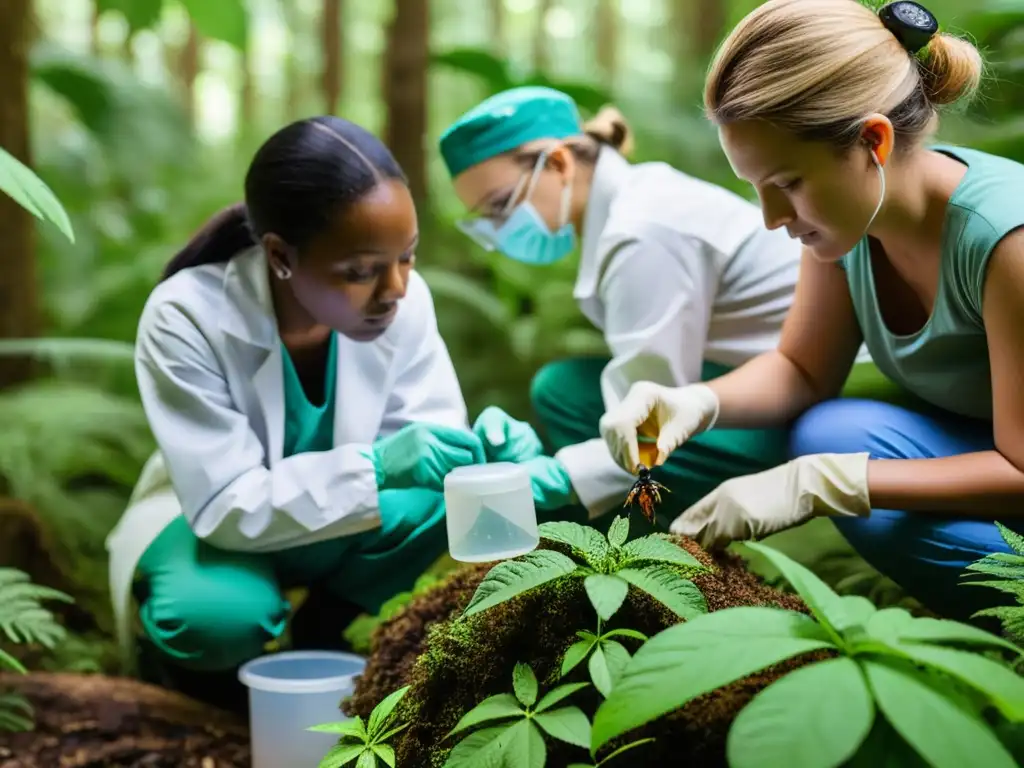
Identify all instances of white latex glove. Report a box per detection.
[599,381,720,472]
[670,452,872,550]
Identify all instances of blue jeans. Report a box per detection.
[790,398,1023,623]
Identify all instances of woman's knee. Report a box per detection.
[137,565,289,672]
[790,398,921,460]
[529,358,603,420]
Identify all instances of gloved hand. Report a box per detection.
[521,456,576,511]
[599,381,720,472]
[670,452,872,550]
[473,406,545,464]
[371,422,486,492]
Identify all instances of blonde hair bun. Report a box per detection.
[920,33,984,106]
[583,105,635,158]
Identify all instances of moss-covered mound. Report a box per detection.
[347,535,830,767]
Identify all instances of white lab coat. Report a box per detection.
[106,245,469,669]
[554,146,806,519]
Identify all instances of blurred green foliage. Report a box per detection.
[2,0,1023,668]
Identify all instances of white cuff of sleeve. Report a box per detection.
[555,437,639,520]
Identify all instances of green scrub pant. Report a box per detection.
[532,357,792,526]
[133,488,446,672]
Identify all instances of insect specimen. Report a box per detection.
[624,463,670,525]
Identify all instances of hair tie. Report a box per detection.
[878,1,939,54]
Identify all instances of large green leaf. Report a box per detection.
[892,615,1023,656]
[318,742,367,768]
[367,685,409,738]
[726,657,875,768]
[616,566,707,619]
[0,145,74,242]
[442,725,513,767]
[584,575,629,621]
[462,550,578,618]
[745,541,850,633]
[533,706,591,749]
[179,0,249,50]
[591,607,835,750]
[447,693,523,737]
[513,663,538,708]
[429,48,515,93]
[619,535,706,571]
[537,520,610,569]
[862,656,1018,768]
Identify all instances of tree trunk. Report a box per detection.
[382,0,429,203]
[595,0,618,83]
[0,673,250,767]
[0,0,38,389]
[489,0,505,57]
[690,0,726,60]
[321,0,343,114]
[179,24,200,130]
[531,0,554,72]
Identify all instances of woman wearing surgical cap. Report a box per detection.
[437,86,835,524]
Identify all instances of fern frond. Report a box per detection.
[995,521,1024,556]
[0,691,33,732]
[0,568,71,649]
[963,560,1024,581]
[973,605,1024,643]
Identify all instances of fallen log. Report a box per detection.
[0,673,250,767]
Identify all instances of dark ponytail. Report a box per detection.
[161,116,407,282]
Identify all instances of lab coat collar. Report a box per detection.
[220,245,278,350]
[574,146,631,304]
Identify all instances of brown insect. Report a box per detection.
[624,463,670,525]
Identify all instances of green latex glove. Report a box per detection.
[521,456,575,511]
[473,405,546,464]
[371,422,486,492]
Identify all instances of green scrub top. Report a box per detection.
[281,332,338,457]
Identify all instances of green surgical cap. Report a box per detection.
[439,86,583,178]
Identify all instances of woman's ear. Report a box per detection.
[860,114,895,166]
[546,142,577,185]
[262,233,295,280]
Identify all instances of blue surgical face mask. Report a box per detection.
[457,152,576,266]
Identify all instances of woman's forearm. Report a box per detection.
[707,350,824,429]
[867,451,1024,516]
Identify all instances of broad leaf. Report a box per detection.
[619,535,705,571]
[308,718,368,740]
[862,656,1018,768]
[616,566,707,619]
[584,575,629,621]
[589,645,614,698]
[513,663,538,708]
[607,516,630,548]
[864,607,915,645]
[355,752,376,768]
[180,0,248,50]
[448,693,523,737]
[370,744,395,768]
[538,521,610,568]
[591,607,835,750]
[561,640,593,676]
[836,595,877,629]
[462,550,578,617]
[890,641,1024,720]
[367,686,409,737]
[600,640,631,693]
[536,682,589,713]
[744,542,847,632]
[319,742,367,768]
[534,706,592,748]
[894,616,1022,656]
[603,628,648,642]
[0,146,74,242]
[726,657,875,768]
[847,717,930,768]
[443,725,512,767]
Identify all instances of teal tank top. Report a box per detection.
[281,332,338,457]
[842,145,1024,421]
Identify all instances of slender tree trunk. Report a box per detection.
[489,0,505,57]
[690,0,726,60]
[321,0,343,114]
[532,0,554,72]
[179,23,200,130]
[595,0,617,83]
[0,0,39,388]
[382,0,429,203]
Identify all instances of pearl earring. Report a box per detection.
[275,265,293,280]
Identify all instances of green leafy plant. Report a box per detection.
[461,515,710,623]
[442,662,591,766]
[310,685,411,768]
[561,623,648,698]
[962,521,1024,644]
[0,568,73,731]
[0,145,74,243]
[591,541,1024,768]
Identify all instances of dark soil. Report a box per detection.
[346,534,832,767]
[0,672,250,767]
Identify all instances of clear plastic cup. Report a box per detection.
[444,462,539,562]
[238,650,366,768]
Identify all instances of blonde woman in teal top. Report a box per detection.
[600,0,1024,623]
